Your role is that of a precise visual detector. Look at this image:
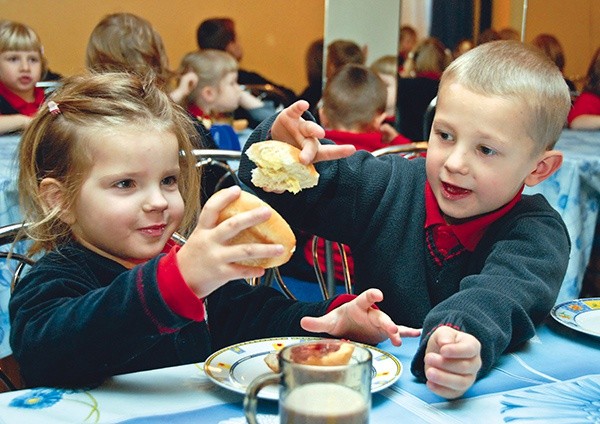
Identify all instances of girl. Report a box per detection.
[568,46,600,130]
[0,20,46,134]
[10,72,416,388]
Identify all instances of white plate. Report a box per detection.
[204,337,402,400]
[551,297,600,338]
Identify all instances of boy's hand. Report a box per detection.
[300,288,421,345]
[271,100,356,165]
[177,186,284,297]
[423,326,482,399]
[380,123,400,144]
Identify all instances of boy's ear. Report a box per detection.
[524,150,563,187]
[372,111,387,130]
[38,178,76,225]
[318,108,329,128]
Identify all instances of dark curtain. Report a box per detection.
[429,0,493,51]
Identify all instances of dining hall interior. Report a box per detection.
[0,0,599,422]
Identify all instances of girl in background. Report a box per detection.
[0,20,46,134]
[568,46,600,130]
[10,71,415,388]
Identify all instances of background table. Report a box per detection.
[0,320,597,423]
[524,129,600,303]
[0,135,23,359]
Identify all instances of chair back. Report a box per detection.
[372,141,428,159]
[0,222,31,392]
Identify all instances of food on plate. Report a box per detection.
[289,340,355,366]
[216,190,296,268]
[246,140,319,194]
[264,352,280,372]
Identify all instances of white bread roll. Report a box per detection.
[217,190,296,268]
[246,140,319,194]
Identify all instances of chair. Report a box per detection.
[311,236,353,300]
[242,84,294,110]
[0,222,31,392]
[35,81,62,97]
[372,141,428,159]
[422,96,437,140]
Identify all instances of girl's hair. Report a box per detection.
[531,34,566,72]
[583,47,600,96]
[305,39,324,84]
[85,13,172,88]
[19,72,200,255]
[0,20,47,78]
[326,40,365,79]
[321,64,386,131]
[179,50,238,103]
[440,40,571,151]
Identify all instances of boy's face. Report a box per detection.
[426,81,543,222]
[0,50,42,98]
[214,71,242,113]
[67,127,184,266]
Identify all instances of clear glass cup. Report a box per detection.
[244,339,372,423]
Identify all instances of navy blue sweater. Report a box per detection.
[238,114,570,381]
[9,243,331,388]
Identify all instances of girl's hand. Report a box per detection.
[176,186,284,298]
[423,326,482,399]
[271,100,356,165]
[300,288,421,345]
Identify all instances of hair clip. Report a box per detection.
[48,101,60,115]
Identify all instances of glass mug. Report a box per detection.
[244,339,372,424]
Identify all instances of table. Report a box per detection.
[0,135,23,359]
[0,320,597,423]
[524,129,600,303]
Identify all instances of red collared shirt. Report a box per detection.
[424,181,523,263]
[0,82,45,116]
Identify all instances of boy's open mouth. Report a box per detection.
[442,182,471,197]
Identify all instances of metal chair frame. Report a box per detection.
[0,222,31,392]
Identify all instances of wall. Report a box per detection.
[1,0,325,94]
[500,0,599,88]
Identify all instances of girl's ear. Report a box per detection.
[38,178,76,225]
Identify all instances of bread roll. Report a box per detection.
[217,190,296,268]
[246,140,319,194]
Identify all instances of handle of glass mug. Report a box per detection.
[243,372,281,424]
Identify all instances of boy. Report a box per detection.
[239,40,572,399]
[319,64,410,152]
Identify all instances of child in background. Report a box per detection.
[319,64,410,151]
[398,25,418,69]
[0,20,46,134]
[325,39,365,81]
[240,40,571,399]
[568,46,600,130]
[531,33,576,94]
[370,55,400,129]
[9,72,416,389]
[179,49,275,148]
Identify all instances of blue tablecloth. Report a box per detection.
[524,129,600,302]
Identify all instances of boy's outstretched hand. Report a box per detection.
[423,326,482,399]
[300,288,421,346]
[271,100,356,165]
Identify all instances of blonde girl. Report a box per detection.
[0,20,47,134]
[10,71,408,388]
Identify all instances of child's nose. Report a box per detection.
[142,189,169,212]
[444,149,469,174]
[19,58,30,71]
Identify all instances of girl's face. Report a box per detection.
[0,50,42,98]
[213,71,242,113]
[67,127,185,267]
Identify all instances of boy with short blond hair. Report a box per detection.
[240,40,572,399]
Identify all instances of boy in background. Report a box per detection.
[240,40,571,399]
[319,64,410,152]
